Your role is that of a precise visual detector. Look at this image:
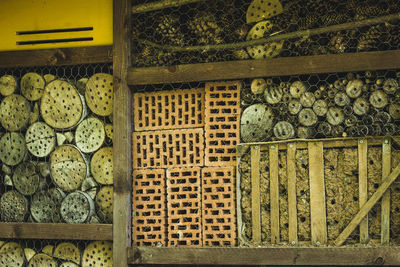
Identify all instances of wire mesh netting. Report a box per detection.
[0,239,112,267]
[132,0,400,67]
[0,63,114,224]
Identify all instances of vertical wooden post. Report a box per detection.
[113,0,132,266]
[358,139,368,244]
[287,143,298,245]
[381,139,391,244]
[308,141,327,245]
[251,146,261,244]
[269,145,280,244]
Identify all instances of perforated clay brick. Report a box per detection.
[132,128,204,169]
[133,88,205,131]
[205,81,241,166]
[132,169,167,246]
[202,166,236,246]
[167,167,202,246]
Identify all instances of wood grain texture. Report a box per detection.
[128,50,400,85]
[129,247,400,265]
[269,145,280,244]
[250,146,261,244]
[113,0,132,266]
[0,223,112,240]
[308,142,327,245]
[358,140,368,244]
[335,162,400,246]
[381,139,391,245]
[287,143,298,245]
[0,46,112,68]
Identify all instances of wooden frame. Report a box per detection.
[0,47,113,241]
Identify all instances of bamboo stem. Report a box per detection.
[138,13,400,52]
[132,0,205,14]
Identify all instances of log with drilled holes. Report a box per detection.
[0,132,26,166]
[41,79,84,130]
[53,242,81,265]
[0,94,30,131]
[12,161,41,196]
[0,242,24,267]
[30,188,64,223]
[0,75,17,96]
[75,117,105,153]
[90,147,113,185]
[20,72,45,101]
[60,191,95,223]
[25,122,56,158]
[0,190,28,222]
[96,186,113,223]
[85,73,113,116]
[82,241,113,267]
[49,145,87,192]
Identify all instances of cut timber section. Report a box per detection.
[128,50,400,85]
[308,142,327,245]
[0,46,112,68]
[358,140,368,244]
[0,223,112,240]
[381,139,391,244]
[335,162,400,246]
[250,146,261,244]
[287,143,298,245]
[269,145,280,244]
[129,247,400,265]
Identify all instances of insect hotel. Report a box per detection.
[1,0,400,266]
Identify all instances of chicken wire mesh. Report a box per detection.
[0,63,114,224]
[132,0,400,67]
[0,239,113,267]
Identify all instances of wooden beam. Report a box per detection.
[128,50,400,85]
[250,146,261,244]
[0,223,112,240]
[129,247,400,265]
[287,143,298,245]
[358,139,368,244]
[335,162,400,246]
[308,142,327,245]
[269,145,280,244]
[0,46,112,68]
[381,139,391,244]
[113,0,132,266]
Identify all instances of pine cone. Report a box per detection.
[357,25,386,51]
[155,15,185,46]
[299,13,319,29]
[387,25,400,48]
[188,12,224,45]
[354,3,388,20]
[320,13,349,26]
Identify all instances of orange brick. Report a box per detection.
[132,128,204,168]
[202,166,236,246]
[167,167,202,246]
[132,169,167,246]
[133,88,205,131]
[205,81,241,166]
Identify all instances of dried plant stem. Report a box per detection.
[132,0,206,14]
[138,13,400,52]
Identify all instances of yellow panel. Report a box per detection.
[0,0,112,51]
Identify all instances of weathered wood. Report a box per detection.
[335,162,400,246]
[308,142,327,245]
[381,139,391,245]
[250,146,261,244]
[129,247,400,265]
[128,50,400,85]
[358,139,368,244]
[113,0,132,266]
[287,143,298,245]
[0,46,112,68]
[269,145,280,244]
[0,223,112,240]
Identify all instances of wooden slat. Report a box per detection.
[128,50,400,85]
[308,142,327,245]
[381,139,391,244]
[251,146,261,244]
[358,139,369,244]
[0,223,112,240]
[0,46,112,68]
[335,162,400,246]
[113,0,132,266]
[129,247,400,265]
[287,143,298,245]
[269,145,280,244]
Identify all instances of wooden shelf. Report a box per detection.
[128,50,400,85]
[0,223,112,241]
[0,46,112,68]
[128,247,399,265]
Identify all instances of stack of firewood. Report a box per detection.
[0,73,114,224]
[241,71,400,142]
